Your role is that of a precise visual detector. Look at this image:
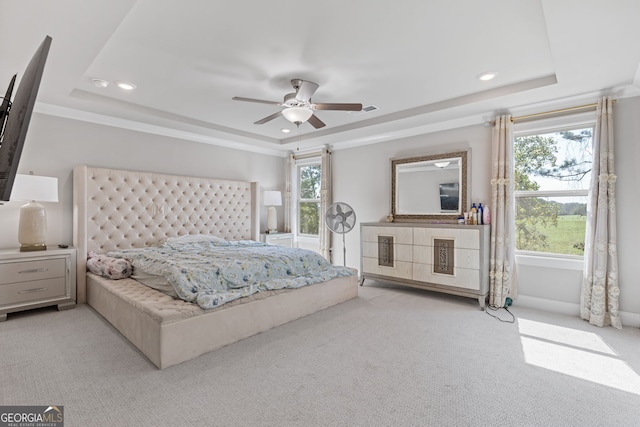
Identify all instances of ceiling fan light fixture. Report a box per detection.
[282,106,313,124]
[434,161,450,168]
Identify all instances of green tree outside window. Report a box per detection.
[298,164,321,235]
[514,128,592,255]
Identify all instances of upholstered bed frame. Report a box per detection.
[73,165,358,368]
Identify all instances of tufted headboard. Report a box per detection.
[73,165,260,303]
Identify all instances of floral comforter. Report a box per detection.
[108,237,355,309]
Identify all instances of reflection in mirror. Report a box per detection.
[391,150,468,221]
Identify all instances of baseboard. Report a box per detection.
[515,295,640,328]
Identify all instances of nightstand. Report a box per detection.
[260,233,294,248]
[0,247,77,321]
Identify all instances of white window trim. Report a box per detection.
[516,253,584,271]
[294,156,321,239]
[513,114,595,264]
[515,189,588,198]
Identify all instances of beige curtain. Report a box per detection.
[580,97,621,328]
[284,154,293,233]
[319,148,332,261]
[489,115,518,307]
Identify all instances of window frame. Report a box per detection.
[295,158,322,238]
[513,112,596,262]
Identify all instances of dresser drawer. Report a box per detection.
[361,226,413,244]
[362,257,412,280]
[0,258,66,285]
[414,228,480,249]
[362,241,413,263]
[0,277,67,305]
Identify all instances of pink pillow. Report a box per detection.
[87,251,132,280]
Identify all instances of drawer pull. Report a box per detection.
[18,287,48,294]
[19,268,48,274]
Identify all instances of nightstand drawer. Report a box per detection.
[260,233,294,248]
[267,236,292,247]
[0,258,66,285]
[0,277,67,305]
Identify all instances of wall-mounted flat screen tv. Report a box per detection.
[0,35,52,202]
[0,75,16,139]
[439,182,459,212]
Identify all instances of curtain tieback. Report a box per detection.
[598,174,617,182]
[490,178,510,185]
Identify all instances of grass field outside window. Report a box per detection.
[514,122,594,257]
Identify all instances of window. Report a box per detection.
[514,124,594,257]
[297,162,321,236]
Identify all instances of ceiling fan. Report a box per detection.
[232,79,362,129]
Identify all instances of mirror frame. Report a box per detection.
[391,150,468,221]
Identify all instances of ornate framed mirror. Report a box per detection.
[391,150,468,221]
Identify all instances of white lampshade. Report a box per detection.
[10,174,58,252]
[10,174,59,202]
[263,190,282,207]
[281,106,313,124]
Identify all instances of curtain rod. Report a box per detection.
[511,100,615,123]
[292,147,331,160]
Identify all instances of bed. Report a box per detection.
[73,165,358,369]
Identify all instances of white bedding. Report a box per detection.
[108,237,356,309]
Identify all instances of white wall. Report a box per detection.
[0,113,286,248]
[5,96,638,324]
[332,124,492,266]
[332,96,640,323]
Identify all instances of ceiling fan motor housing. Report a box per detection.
[232,78,362,129]
[290,79,304,90]
[283,92,309,108]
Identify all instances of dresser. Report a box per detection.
[360,222,489,307]
[0,248,77,321]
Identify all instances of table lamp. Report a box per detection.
[10,173,59,251]
[263,190,282,233]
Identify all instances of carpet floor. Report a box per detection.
[2,282,640,426]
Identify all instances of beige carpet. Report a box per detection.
[2,282,640,426]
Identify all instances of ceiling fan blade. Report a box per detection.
[307,114,326,129]
[313,103,363,111]
[254,111,282,125]
[295,80,319,102]
[232,96,282,106]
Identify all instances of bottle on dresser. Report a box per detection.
[483,205,491,225]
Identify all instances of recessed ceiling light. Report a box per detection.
[281,128,291,133]
[115,81,137,90]
[91,78,109,88]
[478,72,497,81]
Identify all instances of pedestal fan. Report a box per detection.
[325,202,356,266]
